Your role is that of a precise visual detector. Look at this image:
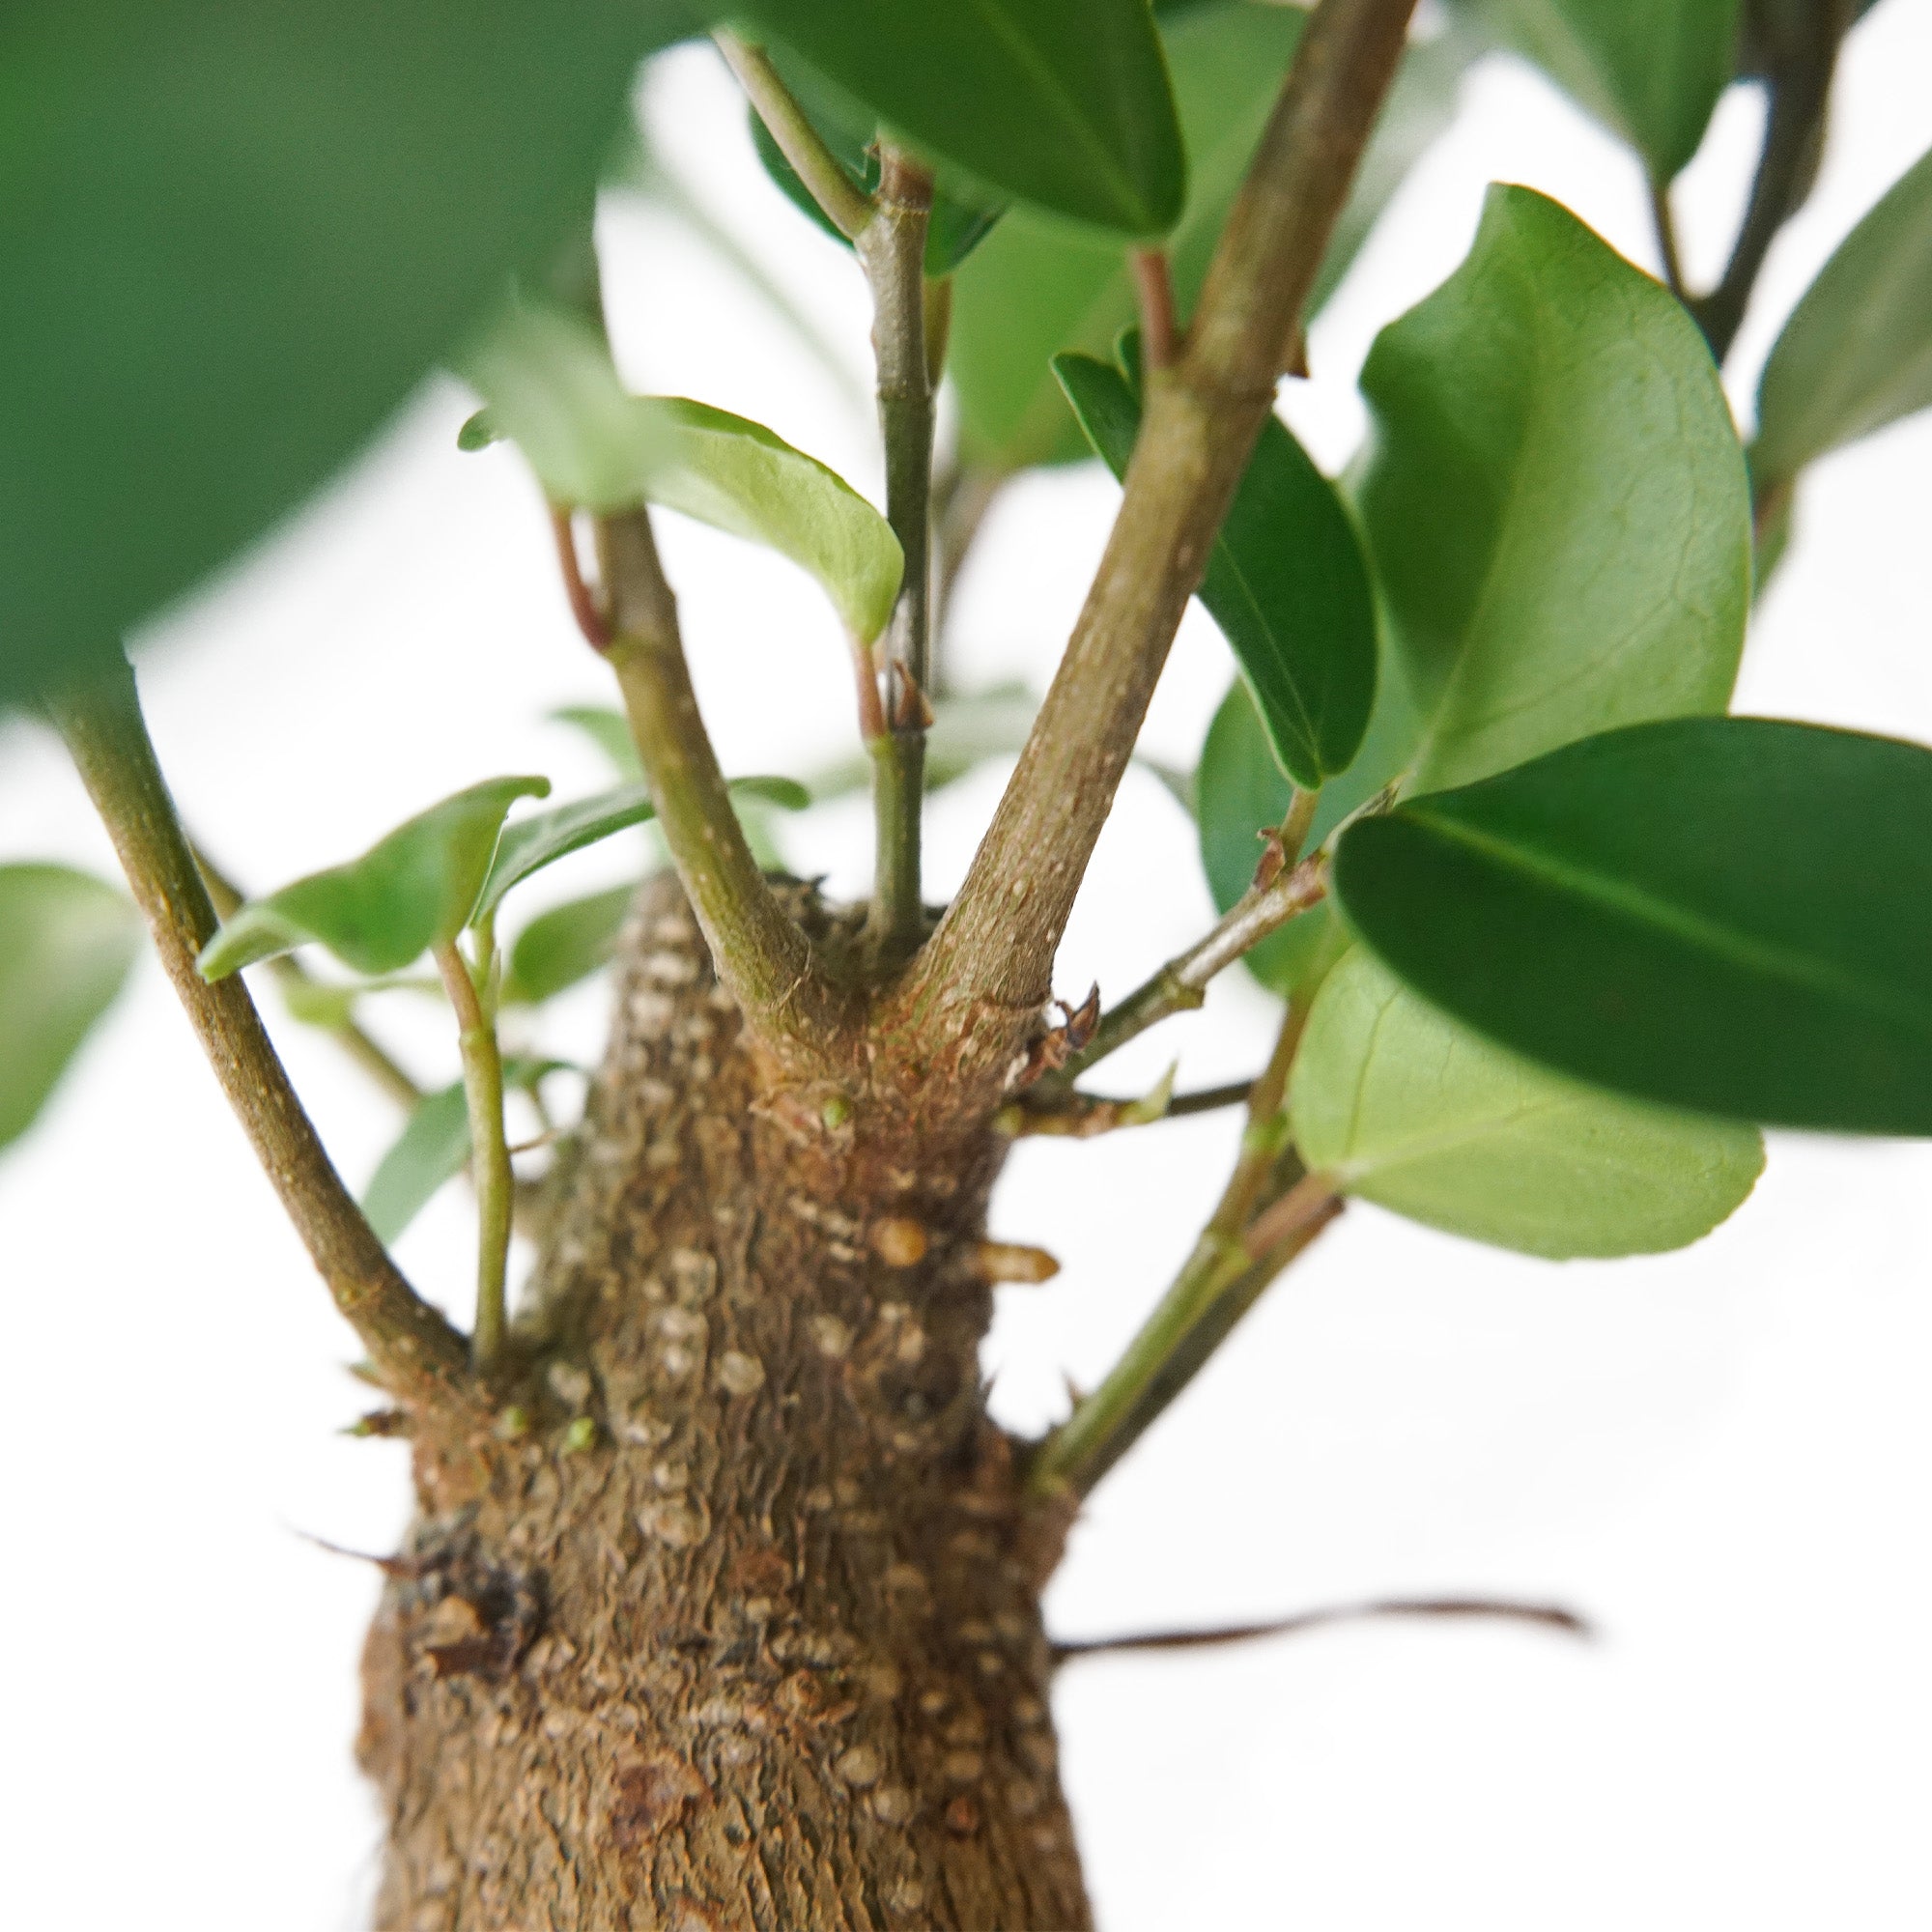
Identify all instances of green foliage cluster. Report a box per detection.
[7,1,1932,1321]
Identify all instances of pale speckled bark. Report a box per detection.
[360,876,1091,1931]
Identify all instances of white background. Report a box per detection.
[5,7,1932,1926]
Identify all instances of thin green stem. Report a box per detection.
[714,30,874,242]
[1647,178,1688,301]
[51,654,473,1412]
[858,144,937,963]
[1044,852,1326,1093]
[1029,1000,1333,1499]
[193,842,424,1113]
[434,939,512,1375]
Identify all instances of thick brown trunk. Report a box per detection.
[358,877,1091,1930]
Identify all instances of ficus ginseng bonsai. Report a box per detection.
[6,0,1932,1924]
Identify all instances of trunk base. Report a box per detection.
[358,879,1091,1930]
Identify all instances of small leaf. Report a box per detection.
[473,772,807,923]
[362,1056,567,1241]
[2,0,698,709]
[465,303,904,640]
[1455,0,1738,182]
[1356,185,1750,795]
[1331,716,1932,1136]
[362,1082,472,1244]
[1753,143,1932,487]
[0,865,143,1151]
[950,6,1469,469]
[503,886,637,1005]
[1291,948,1763,1258]
[198,776,551,980]
[474,784,658,923]
[1054,350,1375,787]
[736,0,1184,236]
[551,704,642,781]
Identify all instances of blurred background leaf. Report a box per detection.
[0,0,698,709]
[0,864,143,1151]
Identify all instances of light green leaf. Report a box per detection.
[475,783,658,923]
[0,865,143,1150]
[362,1082,471,1244]
[361,1057,564,1241]
[1356,185,1750,796]
[473,773,806,923]
[503,885,636,1004]
[950,6,1469,469]
[1291,949,1764,1258]
[551,704,642,781]
[1054,349,1376,787]
[198,776,551,980]
[1753,143,1932,486]
[1331,716,1932,1136]
[1,0,696,709]
[736,0,1184,236]
[1456,0,1738,181]
[464,302,903,640]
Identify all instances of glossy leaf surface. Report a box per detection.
[0,865,143,1150]
[1292,948,1764,1258]
[1332,717,1932,1135]
[1,0,692,707]
[950,6,1466,468]
[1356,185,1749,795]
[1055,351,1375,786]
[199,777,551,980]
[737,0,1183,236]
[1458,0,1738,181]
[504,887,637,1006]
[466,305,903,639]
[1754,143,1932,485]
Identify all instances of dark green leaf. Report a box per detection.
[1753,143,1932,486]
[1455,0,1737,181]
[0,865,142,1150]
[503,885,636,1004]
[198,776,551,980]
[1,0,696,709]
[464,303,903,639]
[950,6,1468,469]
[737,0,1184,236]
[1054,351,1375,786]
[1356,185,1749,796]
[1292,946,1764,1258]
[1331,717,1932,1136]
